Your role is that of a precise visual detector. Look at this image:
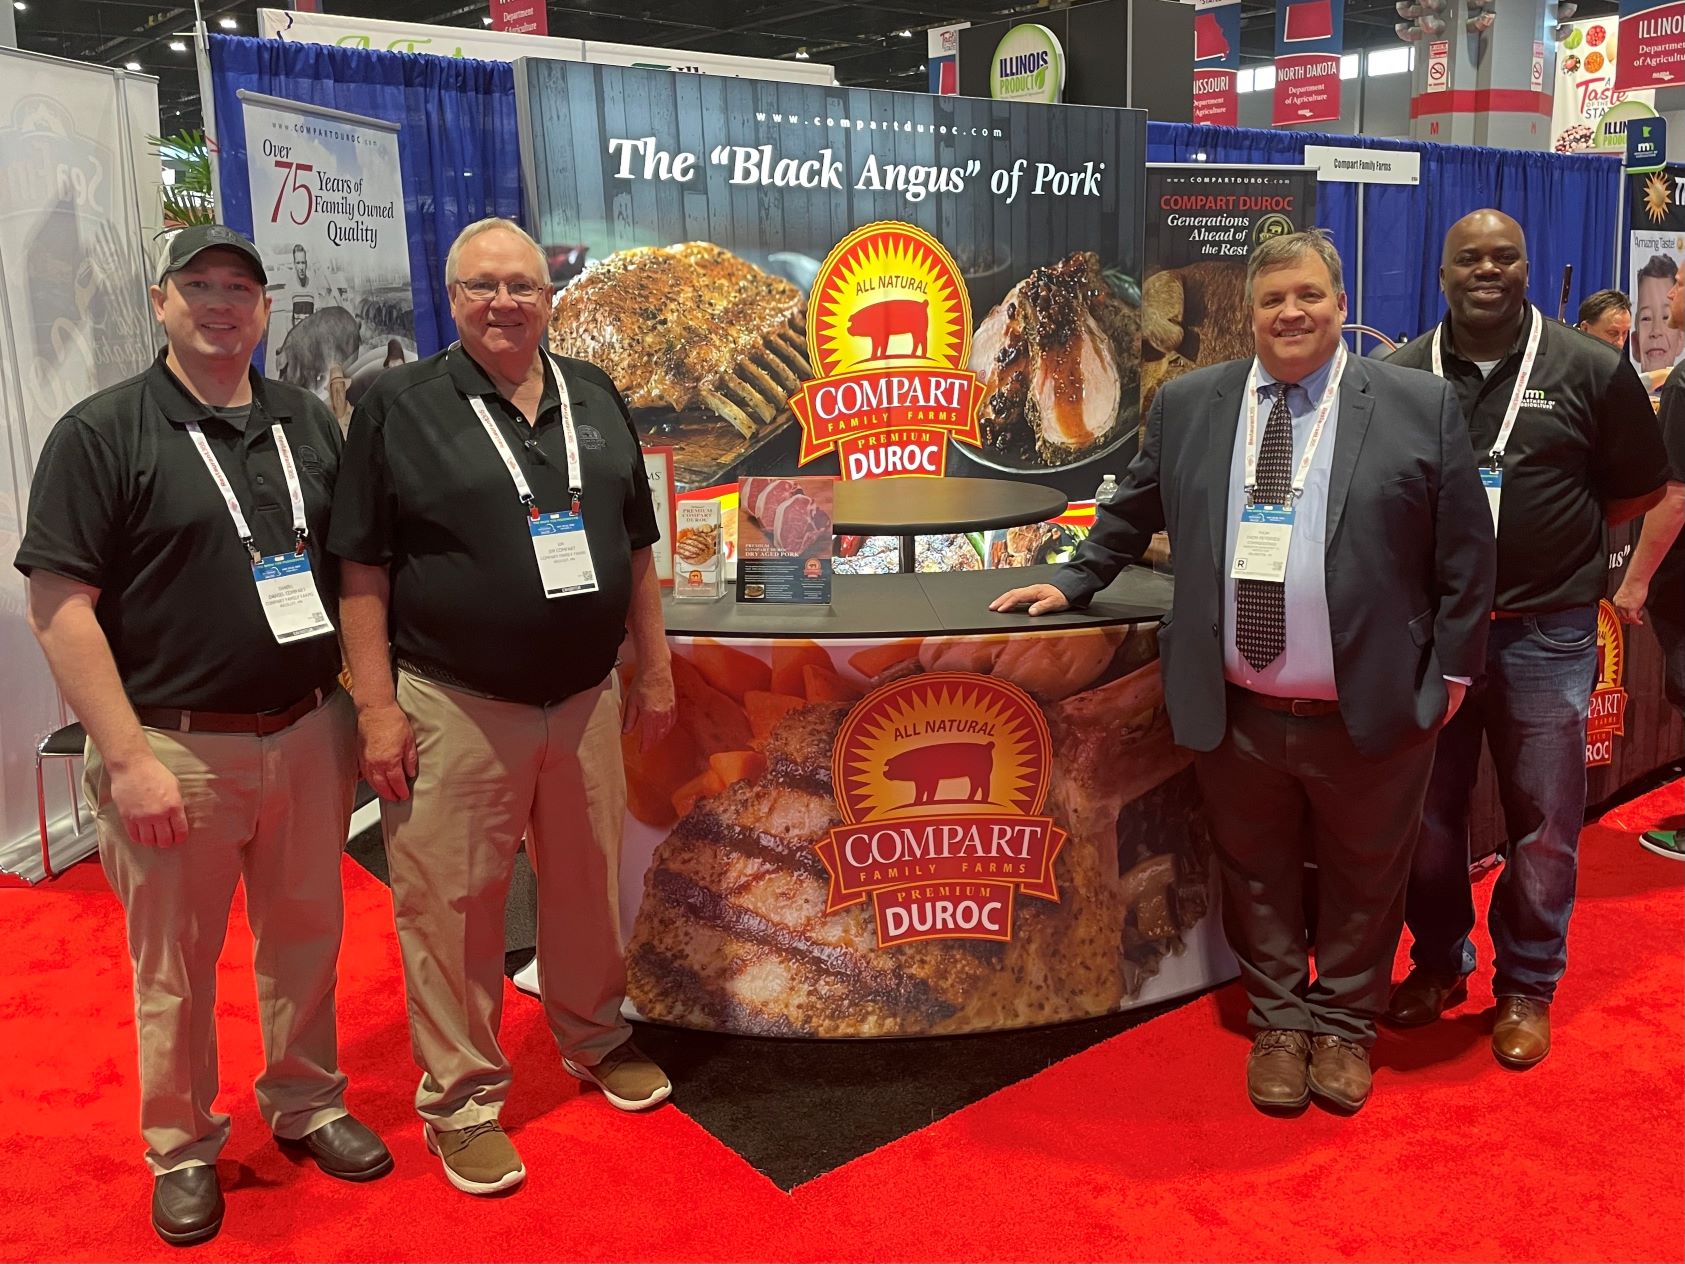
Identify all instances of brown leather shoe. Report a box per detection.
[1308,1036,1372,1112]
[1385,968,1469,1027]
[1492,996,1551,1069]
[151,1166,224,1247]
[277,1113,394,1181]
[1247,1029,1311,1111]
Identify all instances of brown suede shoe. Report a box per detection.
[1384,968,1469,1027]
[1247,1029,1311,1111]
[1492,997,1551,1069]
[1308,1035,1372,1112]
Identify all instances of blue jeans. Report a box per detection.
[1404,605,1599,1002]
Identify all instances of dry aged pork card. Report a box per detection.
[735,477,835,605]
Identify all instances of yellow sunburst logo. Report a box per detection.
[833,674,1049,823]
[1643,172,1673,225]
[1595,599,1625,691]
[809,224,971,378]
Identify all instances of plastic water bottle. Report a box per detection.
[1094,473,1119,506]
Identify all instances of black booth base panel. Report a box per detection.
[348,824,1209,1189]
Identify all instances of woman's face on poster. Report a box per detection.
[1635,274,1684,369]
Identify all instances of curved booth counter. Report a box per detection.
[615,566,1237,1039]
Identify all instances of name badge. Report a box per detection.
[252,552,335,644]
[1230,503,1294,583]
[530,511,599,598]
[1480,467,1502,533]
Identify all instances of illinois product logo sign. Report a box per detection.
[814,673,1068,948]
[1586,599,1628,767]
[788,223,984,479]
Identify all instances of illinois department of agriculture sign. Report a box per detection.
[989,23,1065,104]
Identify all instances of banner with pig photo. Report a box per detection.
[616,622,1235,1036]
[238,92,418,432]
[514,57,1146,529]
[1140,164,1319,421]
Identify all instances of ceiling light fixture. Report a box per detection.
[794,47,810,59]
[896,29,912,38]
[13,2,26,12]
[169,39,187,52]
[124,60,141,70]
[482,15,493,23]
[218,16,237,29]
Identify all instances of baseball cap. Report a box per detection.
[155,224,267,284]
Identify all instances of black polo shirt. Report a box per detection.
[328,345,660,706]
[1655,363,1685,592]
[1388,309,1667,612]
[14,350,344,712]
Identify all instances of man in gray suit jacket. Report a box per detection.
[994,231,1495,1114]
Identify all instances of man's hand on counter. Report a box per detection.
[989,583,1072,617]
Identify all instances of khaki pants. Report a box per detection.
[88,690,357,1175]
[384,670,628,1130]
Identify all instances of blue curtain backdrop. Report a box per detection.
[207,35,524,356]
[1147,122,1623,343]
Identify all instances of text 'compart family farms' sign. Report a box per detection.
[1274,0,1343,126]
[816,673,1068,947]
[1192,0,1242,127]
[1617,0,1685,91]
[788,223,984,479]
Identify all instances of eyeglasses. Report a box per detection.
[455,278,545,304]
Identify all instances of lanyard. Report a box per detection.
[185,419,309,563]
[1242,342,1346,504]
[467,352,583,518]
[1431,304,1543,467]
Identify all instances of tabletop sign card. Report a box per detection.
[672,498,725,600]
[641,447,677,584]
[735,477,836,605]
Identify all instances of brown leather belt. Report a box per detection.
[1228,685,1341,717]
[137,686,335,736]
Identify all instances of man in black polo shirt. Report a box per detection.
[332,218,677,1197]
[15,225,392,1247]
[1620,265,1685,859]
[1385,210,1669,1067]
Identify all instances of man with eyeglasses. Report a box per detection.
[331,218,676,1197]
[16,225,392,1247]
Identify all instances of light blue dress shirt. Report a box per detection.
[1221,354,1340,699]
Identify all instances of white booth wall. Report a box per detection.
[0,50,162,880]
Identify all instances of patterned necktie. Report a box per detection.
[1235,381,1295,672]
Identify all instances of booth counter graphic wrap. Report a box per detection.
[1140,165,1318,420]
[238,92,416,430]
[516,59,1145,502]
[618,624,1233,1037]
[1587,599,1629,767]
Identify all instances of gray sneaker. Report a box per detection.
[563,1040,672,1111]
[424,1120,525,1195]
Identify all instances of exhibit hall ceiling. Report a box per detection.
[7,0,1621,132]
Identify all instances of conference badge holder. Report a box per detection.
[1432,305,1541,539]
[1481,464,1503,532]
[186,419,335,644]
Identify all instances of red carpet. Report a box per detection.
[2,782,1680,1262]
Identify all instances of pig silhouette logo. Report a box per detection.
[848,298,929,360]
[882,740,994,805]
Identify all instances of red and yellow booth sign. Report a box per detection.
[815,672,1068,947]
[1586,599,1629,768]
[788,223,984,479]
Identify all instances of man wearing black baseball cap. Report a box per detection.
[15,224,390,1247]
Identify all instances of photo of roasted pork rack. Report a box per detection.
[548,242,811,439]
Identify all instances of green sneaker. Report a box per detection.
[1639,829,1684,860]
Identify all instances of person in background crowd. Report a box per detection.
[1634,254,1684,374]
[1385,210,1669,1066]
[1576,289,1632,350]
[14,225,391,1248]
[331,217,676,1197]
[1620,265,1685,859]
[992,230,1494,1116]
